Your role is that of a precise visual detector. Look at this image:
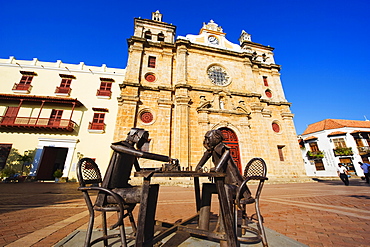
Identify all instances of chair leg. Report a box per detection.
[128,211,137,234]
[255,200,268,247]
[241,205,247,235]
[84,211,95,247]
[118,212,128,247]
[102,211,108,246]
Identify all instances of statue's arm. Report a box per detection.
[195,151,212,171]
[111,144,173,162]
[214,149,230,172]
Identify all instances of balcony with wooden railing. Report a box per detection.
[358,146,370,155]
[55,86,71,95]
[12,83,33,93]
[96,89,112,97]
[0,116,77,132]
[306,151,324,160]
[333,147,353,156]
[88,122,105,130]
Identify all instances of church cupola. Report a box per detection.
[152,10,162,22]
[133,10,176,43]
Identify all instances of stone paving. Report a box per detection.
[0,178,369,246]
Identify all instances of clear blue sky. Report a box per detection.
[1,0,369,134]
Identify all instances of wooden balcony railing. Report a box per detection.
[88,122,105,130]
[358,146,370,155]
[55,86,71,95]
[12,83,32,93]
[333,147,353,156]
[0,116,76,132]
[306,151,324,160]
[96,89,112,97]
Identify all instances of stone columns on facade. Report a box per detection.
[125,41,144,84]
[281,111,306,176]
[250,103,274,173]
[157,98,173,157]
[173,92,191,168]
[115,94,140,141]
[175,44,188,85]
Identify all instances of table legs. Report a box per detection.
[135,178,159,247]
[215,177,238,247]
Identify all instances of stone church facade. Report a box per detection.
[115,11,306,179]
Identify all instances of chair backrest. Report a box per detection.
[244,157,267,178]
[76,158,102,187]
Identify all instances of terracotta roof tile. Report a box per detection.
[327,131,347,136]
[304,136,318,141]
[302,119,370,135]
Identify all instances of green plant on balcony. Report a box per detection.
[306,151,324,159]
[333,147,353,156]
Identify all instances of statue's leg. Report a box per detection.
[199,183,217,230]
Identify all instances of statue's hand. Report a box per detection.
[171,158,179,166]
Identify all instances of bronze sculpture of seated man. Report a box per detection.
[196,129,254,230]
[96,127,177,205]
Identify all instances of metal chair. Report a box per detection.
[235,157,268,246]
[76,157,137,247]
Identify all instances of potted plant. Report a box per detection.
[53,169,63,183]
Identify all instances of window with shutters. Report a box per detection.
[55,79,72,94]
[333,138,347,148]
[13,71,37,92]
[309,142,319,152]
[97,78,113,97]
[48,109,63,126]
[263,76,269,86]
[89,113,105,131]
[278,145,285,161]
[148,56,156,68]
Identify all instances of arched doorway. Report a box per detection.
[219,127,242,173]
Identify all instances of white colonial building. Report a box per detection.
[0,57,124,180]
[300,119,370,177]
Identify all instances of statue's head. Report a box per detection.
[203,129,224,151]
[126,128,149,149]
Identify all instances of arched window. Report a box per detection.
[144,31,152,40]
[158,33,165,41]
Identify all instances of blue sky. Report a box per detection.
[1,0,369,134]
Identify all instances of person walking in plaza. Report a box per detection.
[359,162,370,184]
[337,163,349,186]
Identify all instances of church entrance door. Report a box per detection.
[219,127,242,173]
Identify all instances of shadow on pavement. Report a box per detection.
[310,177,369,187]
[0,182,82,214]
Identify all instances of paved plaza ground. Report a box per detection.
[0,178,369,247]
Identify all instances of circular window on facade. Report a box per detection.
[140,111,154,124]
[265,89,272,98]
[145,73,156,82]
[207,65,230,86]
[272,122,281,133]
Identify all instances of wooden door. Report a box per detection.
[48,110,63,126]
[0,144,12,169]
[2,107,19,124]
[36,147,68,180]
[219,127,242,173]
[339,158,356,175]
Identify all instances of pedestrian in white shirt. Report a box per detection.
[337,163,349,186]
